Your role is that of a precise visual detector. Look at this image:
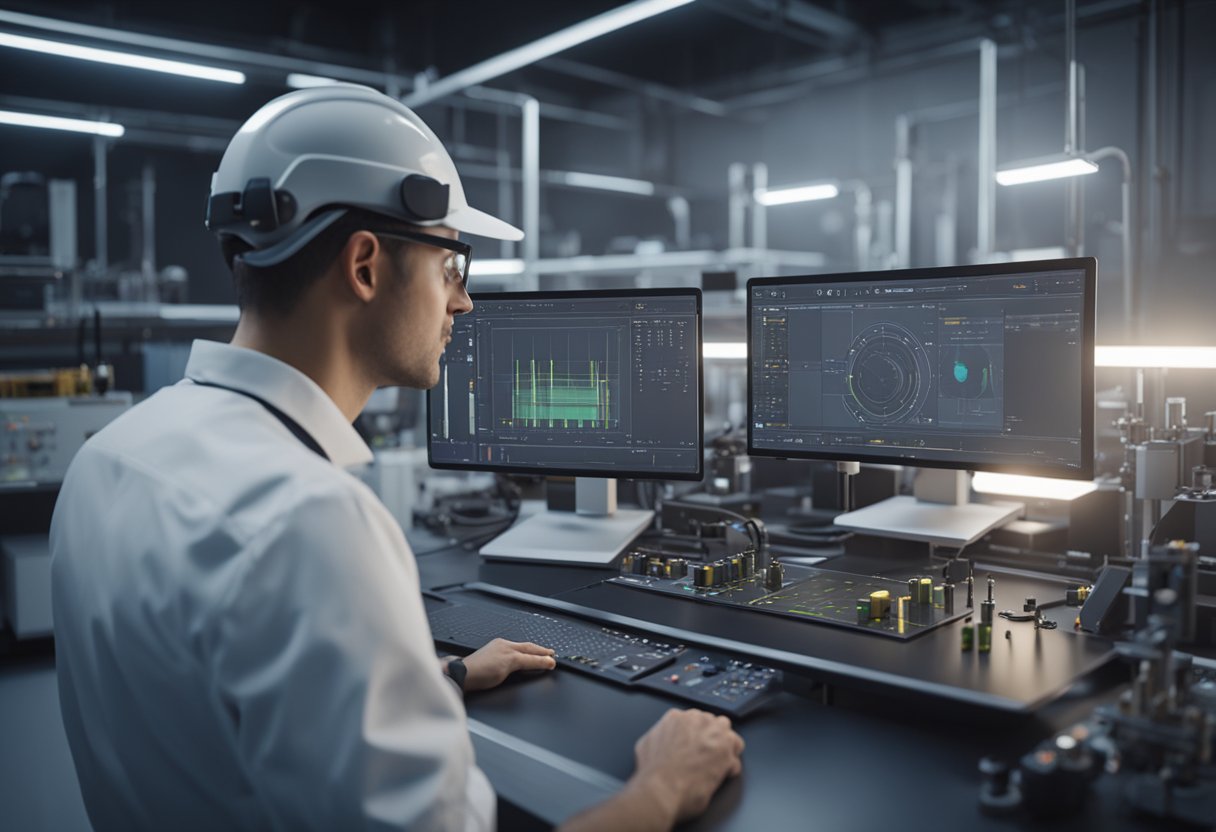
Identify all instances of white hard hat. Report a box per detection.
[206,84,522,267]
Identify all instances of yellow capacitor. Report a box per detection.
[869,590,891,619]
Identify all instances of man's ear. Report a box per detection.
[337,230,380,303]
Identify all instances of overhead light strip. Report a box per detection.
[469,259,527,277]
[995,156,1098,186]
[1095,345,1216,369]
[560,171,656,196]
[754,183,839,206]
[972,472,1097,501]
[0,31,245,84]
[702,342,747,360]
[403,0,696,107]
[0,109,124,137]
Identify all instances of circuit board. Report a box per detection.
[609,562,971,640]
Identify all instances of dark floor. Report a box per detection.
[0,638,93,832]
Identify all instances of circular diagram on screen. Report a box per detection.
[844,322,932,425]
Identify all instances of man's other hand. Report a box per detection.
[459,638,557,691]
[632,709,745,823]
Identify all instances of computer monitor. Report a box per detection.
[748,258,1095,546]
[428,288,703,562]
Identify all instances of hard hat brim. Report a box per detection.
[444,205,524,242]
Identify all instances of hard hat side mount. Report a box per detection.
[206,177,298,233]
[399,174,449,223]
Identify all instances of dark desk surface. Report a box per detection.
[410,532,1182,831]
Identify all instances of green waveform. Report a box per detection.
[512,358,611,428]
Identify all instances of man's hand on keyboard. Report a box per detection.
[462,638,557,691]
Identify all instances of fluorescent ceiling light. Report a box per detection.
[403,0,696,107]
[754,183,839,206]
[973,472,1097,501]
[560,171,655,196]
[1095,345,1216,369]
[0,109,124,137]
[0,31,244,84]
[702,342,747,360]
[469,258,526,276]
[286,73,343,89]
[996,156,1098,186]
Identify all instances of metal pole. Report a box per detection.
[977,39,997,258]
[845,180,872,271]
[668,196,691,250]
[751,162,768,252]
[895,114,912,268]
[728,163,747,249]
[141,161,156,298]
[92,134,108,275]
[1088,146,1134,337]
[521,97,540,283]
[1065,0,1078,155]
[459,87,540,283]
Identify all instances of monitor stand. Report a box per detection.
[479,478,654,565]
[832,468,1023,548]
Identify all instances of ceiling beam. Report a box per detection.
[536,57,730,117]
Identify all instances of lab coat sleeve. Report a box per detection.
[207,483,488,831]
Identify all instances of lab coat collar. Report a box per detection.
[182,340,374,470]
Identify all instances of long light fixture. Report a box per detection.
[754,182,839,206]
[995,154,1099,186]
[1095,345,1216,369]
[702,342,747,360]
[0,109,124,137]
[560,171,656,196]
[972,472,1097,501]
[0,31,245,84]
[469,258,527,277]
[403,0,696,108]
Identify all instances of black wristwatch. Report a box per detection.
[446,658,468,692]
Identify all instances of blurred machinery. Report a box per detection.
[0,363,130,639]
[0,172,77,312]
[979,541,1215,826]
[1115,381,1216,558]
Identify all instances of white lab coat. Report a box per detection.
[50,339,494,831]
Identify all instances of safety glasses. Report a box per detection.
[374,228,472,290]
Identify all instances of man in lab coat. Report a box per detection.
[50,85,743,831]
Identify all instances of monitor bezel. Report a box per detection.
[427,287,705,482]
[746,258,1096,480]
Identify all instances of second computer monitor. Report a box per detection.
[428,288,703,481]
[748,258,1095,479]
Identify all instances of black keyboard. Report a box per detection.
[427,601,782,718]
[428,602,682,682]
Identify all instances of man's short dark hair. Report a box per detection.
[220,207,412,317]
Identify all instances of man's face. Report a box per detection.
[358,226,473,390]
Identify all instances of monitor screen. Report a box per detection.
[428,288,703,480]
[748,258,1094,478]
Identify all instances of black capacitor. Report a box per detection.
[766,559,784,592]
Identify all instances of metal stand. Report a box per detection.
[479,478,653,565]
[834,469,1022,548]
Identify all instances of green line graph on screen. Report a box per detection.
[495,327,621,430]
